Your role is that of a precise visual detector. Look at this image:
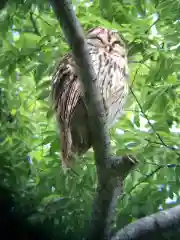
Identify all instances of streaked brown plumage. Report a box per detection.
[52,27,129,168]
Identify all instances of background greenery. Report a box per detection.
[0,0,180,238]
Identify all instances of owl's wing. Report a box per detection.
[52,54,80,119]
[51,54,81,167]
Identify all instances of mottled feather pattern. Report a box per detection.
[52,27,129,168]
[88,48,129,127]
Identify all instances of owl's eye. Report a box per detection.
[112,40,123,47]
[96,36,104,44]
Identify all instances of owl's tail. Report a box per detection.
[60,99,92,169]
[60,124,74,169]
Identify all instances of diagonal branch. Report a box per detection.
[112,204,180,240]
[49,0,137,239]
[50,0,110,168]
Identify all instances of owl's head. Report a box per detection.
[86,27,126,57]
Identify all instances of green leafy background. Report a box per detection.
[0,0,180,237]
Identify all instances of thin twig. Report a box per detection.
[145,14,160,34]
[122,163,180,200]
[145,138,180,151]
[130,64,141,86]
[130,87,180,157]
[30,11,41,36]
[122,165,163,200]
[32,12,53,27]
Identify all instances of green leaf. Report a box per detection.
[99,0,113,21]
[37,78,51,90]
[16,33,41,49]
[34,64,49,83]
[37,90,50,100]
[1,0,180,234]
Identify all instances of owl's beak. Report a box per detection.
[106,45,112,52]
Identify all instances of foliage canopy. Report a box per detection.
[0,0,180,237]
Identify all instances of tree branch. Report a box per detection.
[49,0,117,171]
[87,155,136,240]
[49,0,137,239]
[112,205,180,240]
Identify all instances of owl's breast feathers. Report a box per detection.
[89,48,129,126]
[52,41,129,167]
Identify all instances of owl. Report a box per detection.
[52,27,129,168]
